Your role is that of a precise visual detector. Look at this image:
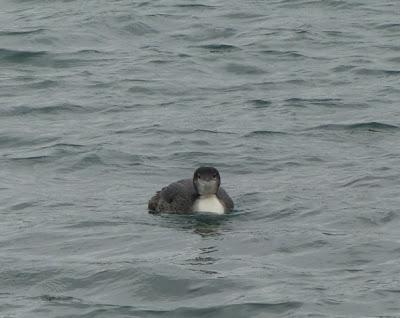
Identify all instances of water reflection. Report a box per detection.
[152,212,230,237]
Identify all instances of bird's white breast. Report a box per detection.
[193,195,225,214]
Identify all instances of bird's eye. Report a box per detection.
[212,174,217,179]
[197,174,201,179]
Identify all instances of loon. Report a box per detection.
[148,167,234,214]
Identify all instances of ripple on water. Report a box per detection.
[308,121,400,132]
[0,103,88,117]
[0,49,111,67]
[193,44,241,53]
[2,1,400,317]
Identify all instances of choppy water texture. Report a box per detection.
[1,0,400,317]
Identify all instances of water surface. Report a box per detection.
[1,0,400,317]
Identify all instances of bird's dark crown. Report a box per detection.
[193,166,220,181]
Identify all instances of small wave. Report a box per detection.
[171,26,236,42]
[260,50,309,59]
[387,56,400,63]
[62,220,128,229]
[332,64,356,72]
[194,44,240,53]
[123,22,158,36]
[39,294,82,304]
[32,301,302,318]
[221,12,266,19]
[1,103,88,116]
[0,29,46,36]
[225,63,264,75]
[67,153,105,171]
[173,4,217,9]
[11,155,50,163]
[249,99,272,108]
[285,97,342,107]
[171,301,303,316]
[168,151,219,160]
[9,201,39,211]
[0,135,59,149]
[309,122,400,132]
[26,79,59,89]
[194,129,236,135]
[375,23,400,30]
[41,143,85,150]
[244,130,287,137]
[128,86,153,94]
[0,49,111,67]
[75,49,105,54]
[0,48,47,62]
[354,68,400,76]
[341,175,391,188]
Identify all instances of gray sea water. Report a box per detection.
[1,0,400,317]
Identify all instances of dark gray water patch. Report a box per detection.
[354,68,400,77]
[341,174,397,188]
[194,129,237,135]
[114,126,236,137]
[279,239,329,254]
[332,64,357,72]
[61,298,302,318]
[225,63,265,75]
[172,4,217,9]
[375,23,400,31]
[42,143,86,150]
[46,202,76,209]
[0,268,61,290]
[58,149,146,173]
[284,98,343,108]
[193,44,240,53]
[244,130,287,137]
[323,30,356,39]
[0,48,47,63]
[14,143,88,165]
[171,26,237,42]
[8,155,55,166]
[65,153,105,172]
[356,211,398,226]
[127,86,154,94]
[169,301,303,317]
[263,206,303,221]
[259,49,311,60]
[24,79,59,89]
[0,135,59,149]
[220,12,267,19]
[0,29,47,36]
[308,122,400,133]
[249,99,272,108]
[39,294,83,304]
[9,200,42,211]
[74,49,109,56]
[0,49,112,68]
[386,56,400,64]
[1,103,88,117]
[123,22,158,36]
[278,0,358,10]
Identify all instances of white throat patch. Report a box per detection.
[193,195,225,214]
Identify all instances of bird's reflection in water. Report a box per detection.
[188,214,229,275]
[154,211,230,237]
[149,212,227,275]
[192,212,229,237]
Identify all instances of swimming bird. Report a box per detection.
[148,167,234,214]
